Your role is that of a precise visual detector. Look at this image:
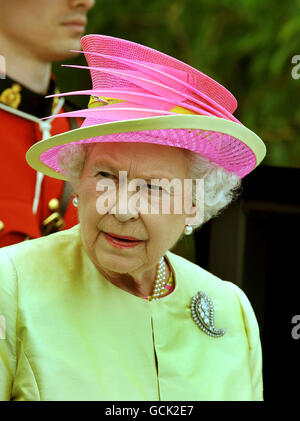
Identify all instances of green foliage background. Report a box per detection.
[54,0,300,169]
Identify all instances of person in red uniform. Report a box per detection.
[0,0,95,247]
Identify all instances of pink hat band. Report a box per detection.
[37,34,266,179]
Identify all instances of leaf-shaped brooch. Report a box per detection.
[190,291,226,338]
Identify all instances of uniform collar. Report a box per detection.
[0,74,60,118]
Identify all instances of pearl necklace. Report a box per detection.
[151,257,167,300]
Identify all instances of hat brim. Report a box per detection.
[26,115,266,181]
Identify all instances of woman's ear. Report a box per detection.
[185,203,201,226]
[70,180,80,198]
[183,178,204,226]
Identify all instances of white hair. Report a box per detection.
[183,150,241,228]
[57,143,242,229]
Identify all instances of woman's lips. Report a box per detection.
[107,232,140,241]
[103,232,143,249]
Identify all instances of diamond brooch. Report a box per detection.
[190,291,226,338]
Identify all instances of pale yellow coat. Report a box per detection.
[0,225,263,401]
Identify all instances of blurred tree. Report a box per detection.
[54,0,300,168]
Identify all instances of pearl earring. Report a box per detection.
[72,196,78,207]
[184,224,193,235]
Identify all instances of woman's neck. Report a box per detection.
[96,259,171,298]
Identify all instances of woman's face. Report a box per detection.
[76,142,196,277]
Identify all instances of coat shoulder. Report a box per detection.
[166,250,230,292]
[166,250,258,321]
[0,225,81,268]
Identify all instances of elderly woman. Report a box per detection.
[0,35,266,401]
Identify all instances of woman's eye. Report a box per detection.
[147,184,168,194]
[147,184,160,190]
[98,171,114,178]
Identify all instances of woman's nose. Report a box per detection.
[113,183,140,222]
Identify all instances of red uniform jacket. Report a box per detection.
[0,77,79,247]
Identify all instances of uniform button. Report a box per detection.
[0,220,4,233]
[48,198,59,211]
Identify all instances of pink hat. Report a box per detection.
[26,34,266,179]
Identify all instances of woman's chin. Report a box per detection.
[94,249,139,275]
